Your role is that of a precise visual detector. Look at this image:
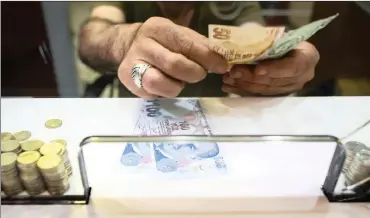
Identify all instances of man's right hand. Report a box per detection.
[117,17,228,98]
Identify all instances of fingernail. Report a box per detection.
[231,71,242,79]
[258,69,267,75]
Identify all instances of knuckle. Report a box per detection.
[163,54,182,72]
[179,38,194,56]
[143,73,160,92]
[142,17,172,36]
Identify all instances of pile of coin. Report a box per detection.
[37,154,70,195]
[344,149,370,186]
[342,141,368,173]
[17,151,46,195]
[1,153,24,196]
[40,142,73,177]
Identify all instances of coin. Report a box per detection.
[40,143,72,176]
[45,119,63,129]
[40,142,64,156]
[37,154,70,195]
[37,154,62,171]
[21,140,44,151]
[1,140,21,153]
[50,139,67,147]
[342,141,368,173]
[17,151,41,165]
[345,149,370,186]
[13,131,32,142]
[1,132,14,142]
[1,152,24,196]
[1,152,18,170]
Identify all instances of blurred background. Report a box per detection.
[2,1,370,98]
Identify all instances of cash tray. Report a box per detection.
[2,134,367,206]
[78,135,369,206]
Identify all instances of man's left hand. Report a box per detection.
[222,41,320,96]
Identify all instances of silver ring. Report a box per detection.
[131,63,152,88]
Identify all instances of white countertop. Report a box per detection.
[1,97,370,217]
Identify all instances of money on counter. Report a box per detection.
[45,119,63,129]
[17,151,46,195]
[40,142,72,177]
[1,140,22,154]
[21,140,45,152]
[344,148,370,186]
[37,154,70,195]
[13,131,32,142]
[342,141,368,173]
[1,132,15,142]
[50,139,67,147]
[209,13,339,65]
[1,152,24,196]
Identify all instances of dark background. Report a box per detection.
[2,1,370,97]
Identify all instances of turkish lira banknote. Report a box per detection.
[120,99,227,178]
[209,13,339,65]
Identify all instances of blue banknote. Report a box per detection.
[120,99,227,177]
[120,114,154,172]
[153,142,227,176]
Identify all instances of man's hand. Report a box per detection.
[118,17,228,98]
[222,41,320,96]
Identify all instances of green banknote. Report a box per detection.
[258,13,339,61]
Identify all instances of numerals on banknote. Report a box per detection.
[209,13,339,65]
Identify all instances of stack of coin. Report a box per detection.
[342,141,368,172]
[345,149,370,186]
[17,151,46,195]
[37,154,70,195]
[21,140,44,152]
[1,140,22,154]
[1,152,24,196]
[40,142,72,176]
[1,132,15,143]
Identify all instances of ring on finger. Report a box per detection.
[131,63,152,88]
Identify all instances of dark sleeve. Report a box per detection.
[233,2,265,26]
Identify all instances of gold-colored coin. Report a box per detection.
[1,140,20,153]
[1,152,18,167]
[1,132,14,142]
[45,119,63,129]
[40,142,64,156]
[50,139,67,147]
[13,131,32,142]
[21,140,44,151]
[17,151,41,165]
[37,154,62,170]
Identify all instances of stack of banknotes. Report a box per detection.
[208,14,339,65]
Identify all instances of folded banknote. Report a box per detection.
[209,13,339,65]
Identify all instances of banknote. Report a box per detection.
[259,13,339,60]
[121,99,227,178]
[141,99,213,136]
[209,24,285,64]
[152,142,227,178]
[208,13,339,64]
[120,114,154,173]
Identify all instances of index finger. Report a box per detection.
[256,41,320,78]
[143,18,228,74]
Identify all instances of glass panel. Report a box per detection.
[80,135,341,212]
